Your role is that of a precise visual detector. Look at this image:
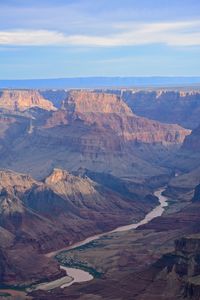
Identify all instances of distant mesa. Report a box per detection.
[123,89,200,129]
[63,90,133,115]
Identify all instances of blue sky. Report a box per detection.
[0,0,200,79]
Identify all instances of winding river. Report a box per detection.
[0,188,169,296]
[43,187,169,290]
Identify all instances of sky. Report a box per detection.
[0,0,200,79]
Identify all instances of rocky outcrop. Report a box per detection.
[0,169,36,192]
[157,235,200,300]
[0,90,56,112]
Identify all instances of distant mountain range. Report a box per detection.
[1,76,200,89]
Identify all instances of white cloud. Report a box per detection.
[0,30,67,45]
[0,20,200,47]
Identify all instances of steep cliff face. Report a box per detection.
[0,90,56,112]
[123,89,200,129]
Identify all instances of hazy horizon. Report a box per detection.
[1,76,200,89]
